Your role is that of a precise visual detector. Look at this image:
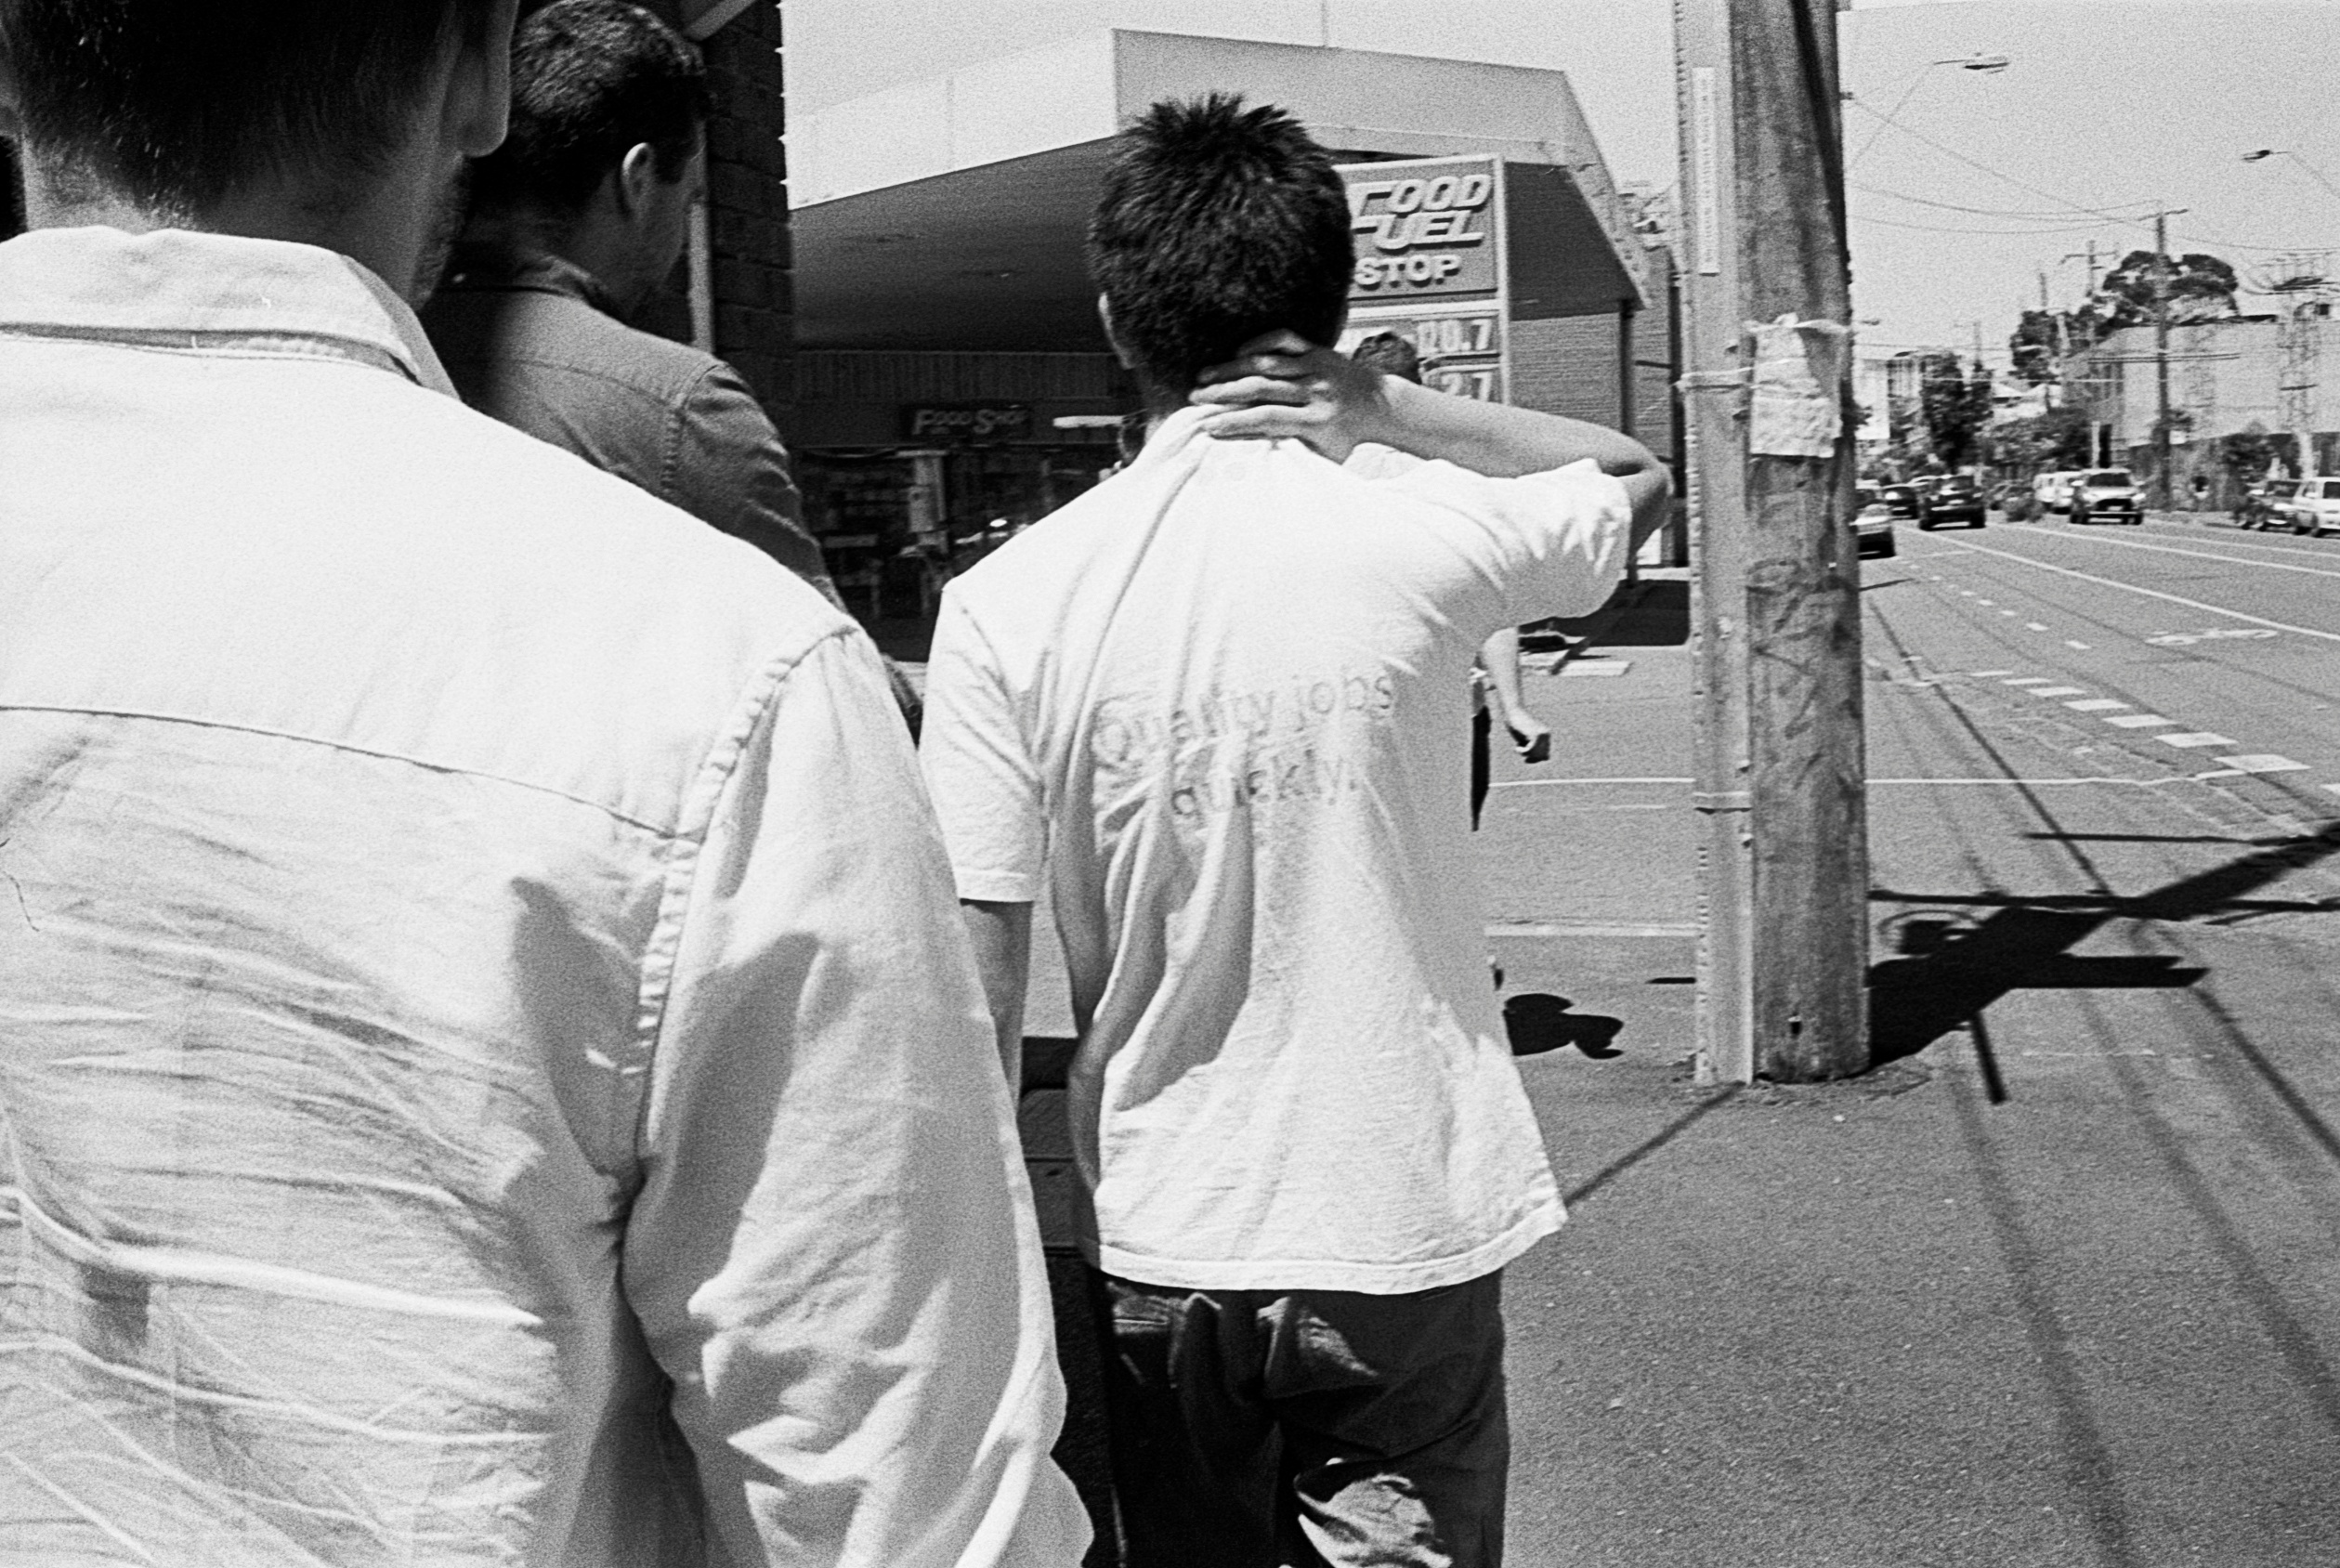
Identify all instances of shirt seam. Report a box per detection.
[658,364,721,507]
[0,701,674,833]
[0,328,422,383]
[627,622,860,1160]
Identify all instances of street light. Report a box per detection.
[2242,149,2340,203]
[1853,55,2012,166]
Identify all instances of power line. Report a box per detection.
[1853,212,2118,238]
[1845,95,2332,258]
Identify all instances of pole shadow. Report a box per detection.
[1867,824,2340,1069]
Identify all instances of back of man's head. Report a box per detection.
[1088,94,1353,397]
[1349,332,1423,385]
[0,0,492,218]
[470,0,708,217]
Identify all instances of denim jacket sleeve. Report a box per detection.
[664,361,840,602]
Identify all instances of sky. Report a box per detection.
[788,1,2340,368]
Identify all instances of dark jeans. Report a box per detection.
[1089,1268,1509,1568]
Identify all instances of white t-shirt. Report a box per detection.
[922,408,1631,1294]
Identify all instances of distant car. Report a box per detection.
[2239,477,2299,530]
[1854,494,1897,557]
[1878,484,1925,521]
[1920,477,1986,529]
[2033,471,2081,514]
[2069,469,2143,524]
[2283,476,2340,536]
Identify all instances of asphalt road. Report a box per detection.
[1476,512,2340,1566]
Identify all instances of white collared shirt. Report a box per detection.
[921,411,1630,1295]
[0,227,1086,1567]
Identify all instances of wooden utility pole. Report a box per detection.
[1677,0,1870,1083]
[2149,208,2188,509]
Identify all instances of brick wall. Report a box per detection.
[1509,313,1626,428]
[697,1,792,417]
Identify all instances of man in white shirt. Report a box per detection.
[920,96,1668,1567]
[0,4,1084,1563]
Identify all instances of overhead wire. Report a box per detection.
[1844,94,2325,256]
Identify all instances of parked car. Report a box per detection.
[2069,469,2143,524]
[2238,477,2299,530]
[1920,477,1986,529]
[2283,476,2340,536]
[2033,470,2081,514]
[1878,484,1925,522]
[1853,491,1897,557]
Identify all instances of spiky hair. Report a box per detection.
[1087,94,1354,393]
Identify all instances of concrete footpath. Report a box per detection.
[1011,559,2340,1566]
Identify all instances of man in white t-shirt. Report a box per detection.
[920,95,1669,1567]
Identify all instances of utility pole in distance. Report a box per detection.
[1675,0,1871,1083]
[2150,208,2188,509]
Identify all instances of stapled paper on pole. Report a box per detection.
[1745,313,1850,459]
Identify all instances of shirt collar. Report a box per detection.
[0,225,457,397]
[438,242,621,318]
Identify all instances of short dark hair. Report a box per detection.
[470,0,710,216]
[1349,332,1422,384]
[0,0,492,217]
[1088,94,1354,394]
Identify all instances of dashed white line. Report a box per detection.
[2156,732,2239,749]
[2065,640,2093,649]
[2212,755,2307,774]
[2027,686,2089,698]
[2010,524,2340,581]
[1937,536,2340,645]
[2104,714,2177,728]
[2025,621,2051,632]
[2065,699,2129,712]
[2002,676,2054,686]
[1967,669,2015,677]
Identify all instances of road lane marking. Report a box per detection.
[2002,676,2054,686]
[2212,755,2307,774]
[1487,921,1696,939]
[2025,621,2051,631]
[1945,536,2340,644]
[2027,686,2088,698]
[2011,524,2340,581]
[2065,640,2093,649]
[2156,732,2239,748]
[2104,714,2177,727]
[2066,699,2129,711]
[1489,777,1693,788]
[1967,669,2015,676]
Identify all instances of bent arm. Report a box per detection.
[1192,333,1672,550]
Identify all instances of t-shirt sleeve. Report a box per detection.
[921,588,1048,904]
[1380,456,1636,630]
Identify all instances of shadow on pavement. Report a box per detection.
[1503,993,1624,1058]
[1867,824,2340,1070]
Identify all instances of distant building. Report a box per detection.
[2059,308,2340,483]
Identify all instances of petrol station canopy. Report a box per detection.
[788,30,1653,353]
